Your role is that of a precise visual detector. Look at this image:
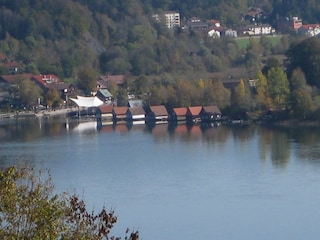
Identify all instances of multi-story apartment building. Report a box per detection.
[153,12,180,30]
[164,12,180,29]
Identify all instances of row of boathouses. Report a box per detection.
[96,105,222,124]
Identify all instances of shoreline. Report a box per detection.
[0,108,76,120]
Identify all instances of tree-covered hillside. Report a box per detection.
[0,0,318,80]
[2,0,320,120]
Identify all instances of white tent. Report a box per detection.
[69,96,103,108]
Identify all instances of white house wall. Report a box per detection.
[132,114,145,120]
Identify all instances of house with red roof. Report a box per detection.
[113,106,128,123]
[127,106,146,122]
[146,105,168,123]
[297,24,320,37]
[0,74,33,89]
[96,105,113,121]
[170,107,188,122]
[186,106,202,123]
[31,74,63,87]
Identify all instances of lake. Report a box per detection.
[1,117,320,240]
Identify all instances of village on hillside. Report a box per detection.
[0,6,319,125]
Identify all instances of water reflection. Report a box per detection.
[2,119,320,240]
[3,118,320,168]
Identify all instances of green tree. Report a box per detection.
[77,67,98,95]
[0,165,139,240]
[255,71,272,110]
[289,67,313,118]
[267,67,290,109]
[291,89,313,119]
[289,67,308,91]
[262,57,281,75]
[232,79,252,111]
[245,49,262,79]
[149,85,168,106]
[45,88,61,109]
[0,165,65,239]
[286,37,320,87]
[19,79,43,108]
[211,79,231,109]
[260,35,272,56]
[116,88,128,106]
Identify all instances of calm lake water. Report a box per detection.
[1,117,320,240]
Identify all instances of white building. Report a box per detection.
[242,24,275,36]
[153,12,180,30]
[208,28,221,38]
[164,12,180,29]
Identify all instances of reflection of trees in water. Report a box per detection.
[202,124,230,144]
[257,126,274,163]
[0,117,68,142]
[231,124,257,142]
[288,127,320,146]
[0,119,42,142]
[288,127,320,165]
[271,132,290,167]
[258,125,320,168]
[258,126,290,167]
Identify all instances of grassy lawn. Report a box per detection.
[235,35,283,49]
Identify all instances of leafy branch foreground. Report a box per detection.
[0,165,139,240]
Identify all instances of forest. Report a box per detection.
[0,0,320,119]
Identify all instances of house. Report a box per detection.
[153,12,180,30]
[146,105,168,123]
[208,27,222,38]
[0,74,33,89]
[127,106,145,122]
[297,24,320,37]
[31,74,62,87]
[98,75,126,88]
[4,61,19,74]
[241,24,274,36]
[32,74,72,104]
[170,107,188,122]
[0,53,19,74]
[222,28,238,38]
[277,16,303,34]
[184,18,209,31]
[164,12,181,29]
[113,106,128,123]
[96,105,113,121]
[208,19,221,27]
[186,106,202,123]
[244,7,266,23]
[96,80,107,89]
[200,105,222,122]
[96,89,113,104]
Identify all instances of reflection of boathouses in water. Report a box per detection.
[95,104,221,137]
[96,104,222,127]
[97,119,219,136]
[94,119,221,145]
